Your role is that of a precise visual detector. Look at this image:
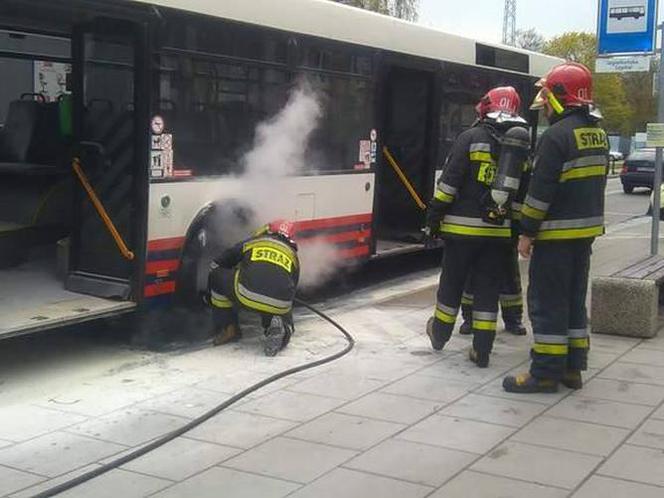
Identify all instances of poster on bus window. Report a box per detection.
[34,61,71,102]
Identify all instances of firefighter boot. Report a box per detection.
[213,323,241,346]
[561,370,583,390]
[264,316,287,357]
[459,299,473,335]
[426,317,447,351]
[503,319,527,336]
[459,321,472,335]
[502,373,559,393]
[468,347,489,368]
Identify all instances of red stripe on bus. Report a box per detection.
[295,213,372,232]
[147,237,185,252]
[298,229,372,244]
[144,281,176,297]
[146,259,180,276]
[338,245,371,259]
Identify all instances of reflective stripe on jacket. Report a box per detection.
[521,110,608,241]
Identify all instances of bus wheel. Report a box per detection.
[176,223,220,308]
[176,200,253,308]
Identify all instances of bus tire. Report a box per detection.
[175,200,254,309]
[176,220,221,309]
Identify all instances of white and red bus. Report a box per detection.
[0,0,561,339]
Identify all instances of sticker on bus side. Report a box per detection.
[359,140,372,168]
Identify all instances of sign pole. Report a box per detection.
[651,23,664,256]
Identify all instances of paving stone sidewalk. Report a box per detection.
[2,265,664,497]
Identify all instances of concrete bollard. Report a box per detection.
[591,277,659,338]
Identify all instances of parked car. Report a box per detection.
[620,148,656,193]
[609,150,624,161]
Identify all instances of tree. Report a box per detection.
[543,32,636,135]
[515,28,545,52]
[543,32,597,67]
[331,0,419,21]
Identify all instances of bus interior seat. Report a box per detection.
[0,94,69,174]
[0,95,73,268]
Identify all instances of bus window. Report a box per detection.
[157,54,290,176]
[437,64,534,166]
[305,74,374,172]
[298,40,375,172]
[162,13,289,65]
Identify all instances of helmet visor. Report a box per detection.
[485,111,527,125]
[530,88,547,111]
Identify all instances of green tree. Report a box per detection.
[331,0,419,21]
[622,68,657,133]
[543,32,636,134]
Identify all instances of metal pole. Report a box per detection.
[651,23,664,255]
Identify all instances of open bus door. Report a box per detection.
[374,66,436,255]
[66,18,149,300]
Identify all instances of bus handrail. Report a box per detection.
[72,157,135,261]
[382,146,427,211]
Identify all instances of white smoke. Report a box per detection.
[214,81,351,289]
[242,83,323,179]
[296,239,343,290]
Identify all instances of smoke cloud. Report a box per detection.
[242,83,323,180]
[211,81,352,290]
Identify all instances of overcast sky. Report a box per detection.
[417,0,662,44]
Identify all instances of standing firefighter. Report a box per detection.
[504,62,608,393]
[208,220,299,357]
[459,158,532,337]
[426,87,529,368]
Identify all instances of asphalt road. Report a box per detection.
[604,175,651,227]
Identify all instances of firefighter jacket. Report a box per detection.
[213,234,300,315]
[520,109,608,241]
[430,123,514,240]
[511,159,533,237]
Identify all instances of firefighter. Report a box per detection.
[503,62,608,393]
[459,160,532,337]
[207,219,299,357]
[425,86,528,368]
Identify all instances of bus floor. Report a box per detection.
[0,245,135,340]
[375,238,423,257]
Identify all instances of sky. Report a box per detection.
[417,0,662,44]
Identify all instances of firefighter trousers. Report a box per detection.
[461,242,523,327]
[208,267,293,334]
[433,239,510,356]
[528,240,592,380]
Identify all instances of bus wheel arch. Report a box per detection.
[175,200,254,307]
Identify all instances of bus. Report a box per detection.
[0,0,561,340]
[609,6,646,20]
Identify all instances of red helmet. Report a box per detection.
[267,219,296,242]
[531,62,593,112]
[476,86,523,120]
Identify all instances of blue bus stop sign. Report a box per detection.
[598,0,658,55]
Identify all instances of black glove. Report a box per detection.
[423,206,443,248]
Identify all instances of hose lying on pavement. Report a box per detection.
[33,299,355,498]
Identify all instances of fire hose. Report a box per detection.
[32,298,355,497]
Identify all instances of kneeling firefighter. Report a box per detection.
[207,220,300,357]
[425,86,530,367]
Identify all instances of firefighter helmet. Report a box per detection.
[476,86,524,121]
[267,219,297,245]
[531,62,593,113]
